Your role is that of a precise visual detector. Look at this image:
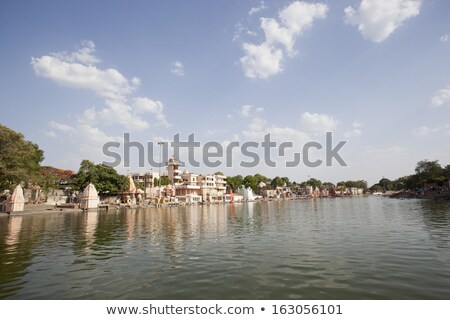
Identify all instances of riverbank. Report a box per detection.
[0,204,83,216]
[1,195,361,216]
[390,190,450,200]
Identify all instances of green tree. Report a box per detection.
[370,184,383,192]
[0,124,44,190]
[378,178,393,191]
[281,176,290,187]
[244,175,258,192]
[253,173,268,184]
[306,178,322,189]
[322,182,335,189]
[271,176,284,189]
[71,160,127,194]
[134,180,145,190]
[226,175,244,191]
[415,160,443,184]
[154,176,170,186]
[443,165,450,180]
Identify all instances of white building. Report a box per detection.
[167,157,182,185]
[237,187,254,201]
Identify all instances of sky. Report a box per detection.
[1,0,450,186]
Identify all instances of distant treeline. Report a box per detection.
[370,160,450,192]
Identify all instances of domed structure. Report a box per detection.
[80,183,99,210]
[6,184,25,213]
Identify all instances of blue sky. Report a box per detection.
[1,0,450,185]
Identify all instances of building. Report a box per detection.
[131,157,227,203]
[167,157,182,185]
[131,171,160,197]
[237,186,254,201]
[175,170,202,202]
[198,174,227,203]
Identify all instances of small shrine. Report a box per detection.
[5,184,25,213]
[80,183,99,210]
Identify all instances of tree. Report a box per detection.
[253,173,268,184]
[134,180,145,190]
[0,124,44,190]
[306,178,322,188]
[370,184,383,192]
[378,178,393,191]
[281,176,290,187]
[39,166,75,191]
[415,160,443,184]
[154,176,170,187]
[244,175,258,192]
[71,160,127,194]
[271,176,284,189]
[444,165,450,180]
[226,175,243,191]
[322,182,335,189]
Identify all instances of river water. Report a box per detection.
[1,197,449,299]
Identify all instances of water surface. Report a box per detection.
[1,197,449,299]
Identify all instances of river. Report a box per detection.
[1,197,449,299]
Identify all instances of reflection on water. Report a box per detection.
[1,197,450,299]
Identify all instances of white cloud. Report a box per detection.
[45,131,57,138]
[344,129,362,138]
[238,104,264,117]
[249,117,267,132]
[240,43,284,79]
[344,0,422,43]
[361,145,405,158]
[300,112,338,133]
[412,125,450,137]
[32,55,136,101]
[260,18,295,55]
[170,60,184,76]
[240,1,328,79]
[77,123,118,146]
[133,97,168,126]
[239,105,252,117]
[268,126,309,144]
[344,121,363,138]
[32,40,169,134]
[279,1,328,37]
[411,126,430,137]
[52,40,100,65]
[242,117,267,139]
[249,1,267,16]
[431,86,450,107]
[441,34,449,42]
[49,120,74,132]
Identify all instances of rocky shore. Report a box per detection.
[390,190,450,200]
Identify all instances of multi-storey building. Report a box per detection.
[131,171,160,196]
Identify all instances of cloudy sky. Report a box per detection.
[1,0,449,185]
